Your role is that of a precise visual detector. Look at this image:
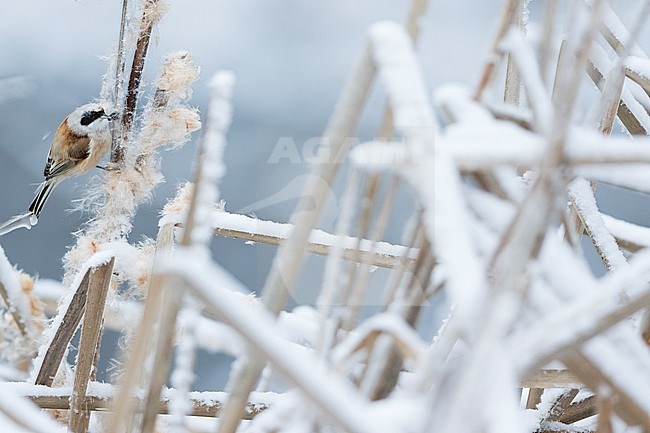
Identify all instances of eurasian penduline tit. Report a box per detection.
[0,103,115,236]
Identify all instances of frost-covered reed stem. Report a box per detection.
[361,239,435,401]
[338,175,379,330]
[381,215,423,309]
[0,283,25,337]
[596,0,648,58]
[539,0,557,89]
[0,246,31,337]
[168,304,198,433]
[315,168,361,356]
[568,178,628,274]
[106,224,173,433]
[474,0,522,101]
[120,0,168,148]
[377,0,429,138]
[341,177,400,332]
[501,28,552,132]
[586,45,649,135]
[69,258,115,433]
[625,58,650,95]
[110,0,129,163]
[503,1,523,105]
[181,71,236,249]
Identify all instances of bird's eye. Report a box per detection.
[80,109,105,126]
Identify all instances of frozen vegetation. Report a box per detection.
[1,0,650,432]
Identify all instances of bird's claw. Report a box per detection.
[97,162,121,172]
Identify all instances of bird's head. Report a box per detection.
[66,103,114,136]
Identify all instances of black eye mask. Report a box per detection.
[80,109,105,126]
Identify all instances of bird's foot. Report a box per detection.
[97,162,121,172]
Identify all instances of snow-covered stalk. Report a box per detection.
[538,0,557,88]
[625,57,650,95]
[410,308,460,395]
[380,214,423,311]
[596,0,648,58]
[590,0,650,343]
[315,168,361,356]
[514,244,650,373]
[360,239,435,400]
[339,175,380,331]
[108,0,130,163]
[119,0,169,150]
[180,70,236,249]
[0,387,66,433]
[69,258,115,433]
[593,62,626,136]
[503,1,523,106]
[332,313,427,370]
[162,203,415,269]
[168,303,199,433]
[0,246,31,337]
[500,28,552,132]
[377,0,429,138]
[0,246,43,374]
[105,224,173,433]
[587,44,650,136]
[340,177,399,333]
[405,0,428,41]
[474,0,522,101]
[96,50,200,242]
[360,0,429,337]
[563,6,642,254]
[567,178,627,274]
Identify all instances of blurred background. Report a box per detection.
[0,0,648,389]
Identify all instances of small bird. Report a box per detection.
[0,103,114,235]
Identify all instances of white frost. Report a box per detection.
[0,245,31,329]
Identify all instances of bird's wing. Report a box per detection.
[43,154,53,177]
[45,160,76,179]
[67,135,91,161]
[45,134,90,179]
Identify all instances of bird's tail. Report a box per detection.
[0,212,37,236]
[28,179,60,219]
[0,180,61,236]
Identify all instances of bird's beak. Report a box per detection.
[104,112,119,121]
